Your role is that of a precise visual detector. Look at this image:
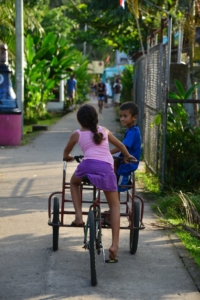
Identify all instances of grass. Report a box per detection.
[135,170,160,195]
[176,231,200,266]
[136,168,200,268]
[21,112,65,145]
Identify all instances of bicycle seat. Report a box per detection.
[82,175,91,185]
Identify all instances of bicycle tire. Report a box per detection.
[130,201,140,255]
[88,210,97,286]
[52,197,59,251]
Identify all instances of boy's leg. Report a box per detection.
[103,191,120,259]
[70,173,83,224]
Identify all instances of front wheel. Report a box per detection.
[130,201,140,255]
[88,210,97,286]
[52,197,60,251]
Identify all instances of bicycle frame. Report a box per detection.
[48,161,145,232]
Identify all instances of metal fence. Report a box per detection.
[134,42,168,182]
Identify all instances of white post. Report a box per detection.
[59,75,65,107]
[15,0,24,137]
[177,23,183,63]
[83,24,87,56]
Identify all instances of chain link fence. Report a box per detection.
[134,42,168,183]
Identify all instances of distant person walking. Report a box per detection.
[66,75,76,108]
[113,79,122,107]
[97,78,106,113]
[104,79,110,108]
[90,79,96,100]
[72,74,77,100]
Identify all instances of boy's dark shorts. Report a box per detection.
[117,174,132,192]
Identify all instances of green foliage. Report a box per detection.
[176,231,200,267]
[165,112,200,191]
[65,0,146,57]
[151,80,200,191]
[120,65,134,103]
[24,32,76,122]
[151,191,200,267]
[39,5,75,38]
[150,112,162,127]
[71,52,92,104]
[135,170,160,194]
[169,79,200,99]
[165,80,200,191]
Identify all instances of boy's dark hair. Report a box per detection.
[77,104,104,145]
[120,102,138,116]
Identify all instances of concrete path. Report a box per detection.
[0,98,199,300]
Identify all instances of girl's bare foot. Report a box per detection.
[109,246,118,260]
[71,218,84,226]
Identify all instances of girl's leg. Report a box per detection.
[70,173,83,224]
[103,191,120,259]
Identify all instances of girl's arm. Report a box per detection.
[107,130,136,163]
[110,147,120,155]
[63,131,79,161]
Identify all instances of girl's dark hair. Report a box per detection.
[77,104,104,145]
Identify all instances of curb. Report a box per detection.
[168,232,200,292]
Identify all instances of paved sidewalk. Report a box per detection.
[0,98,199,300]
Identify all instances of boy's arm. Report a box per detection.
[107,130,136,163]
[63,131,79,161]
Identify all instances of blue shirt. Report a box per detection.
[67,78,75,91]
[117,125,142,176]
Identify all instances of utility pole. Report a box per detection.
[15,0,24,137]
[83,24,87,56]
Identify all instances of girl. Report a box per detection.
[63,104,135,261]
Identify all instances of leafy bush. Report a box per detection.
[24,32,76,122]
[165,80,200,191]
[165,107,200,190]
[120,65,134,103]
[152,79,200,191]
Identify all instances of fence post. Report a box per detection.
[161,15,172,191]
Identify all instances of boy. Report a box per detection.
[66,75,76,108]
[110,102,141,192]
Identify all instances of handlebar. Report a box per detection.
[74,155,84,163]
[63,155,138,164]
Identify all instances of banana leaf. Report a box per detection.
[174,79,185,98]
[26,35,35,64]
[168,91,180,99]
[41,32,57,48]
[184,83,200,99]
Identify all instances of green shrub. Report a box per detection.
[152,79,200,191]
[120,65,134,103]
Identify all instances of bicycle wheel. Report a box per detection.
[130,201,140,255]
[52,197,59,251]
[88,210,97,286]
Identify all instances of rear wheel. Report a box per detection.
[130,201,140,255]
[88,210,97,286]
[52,197,60,251]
